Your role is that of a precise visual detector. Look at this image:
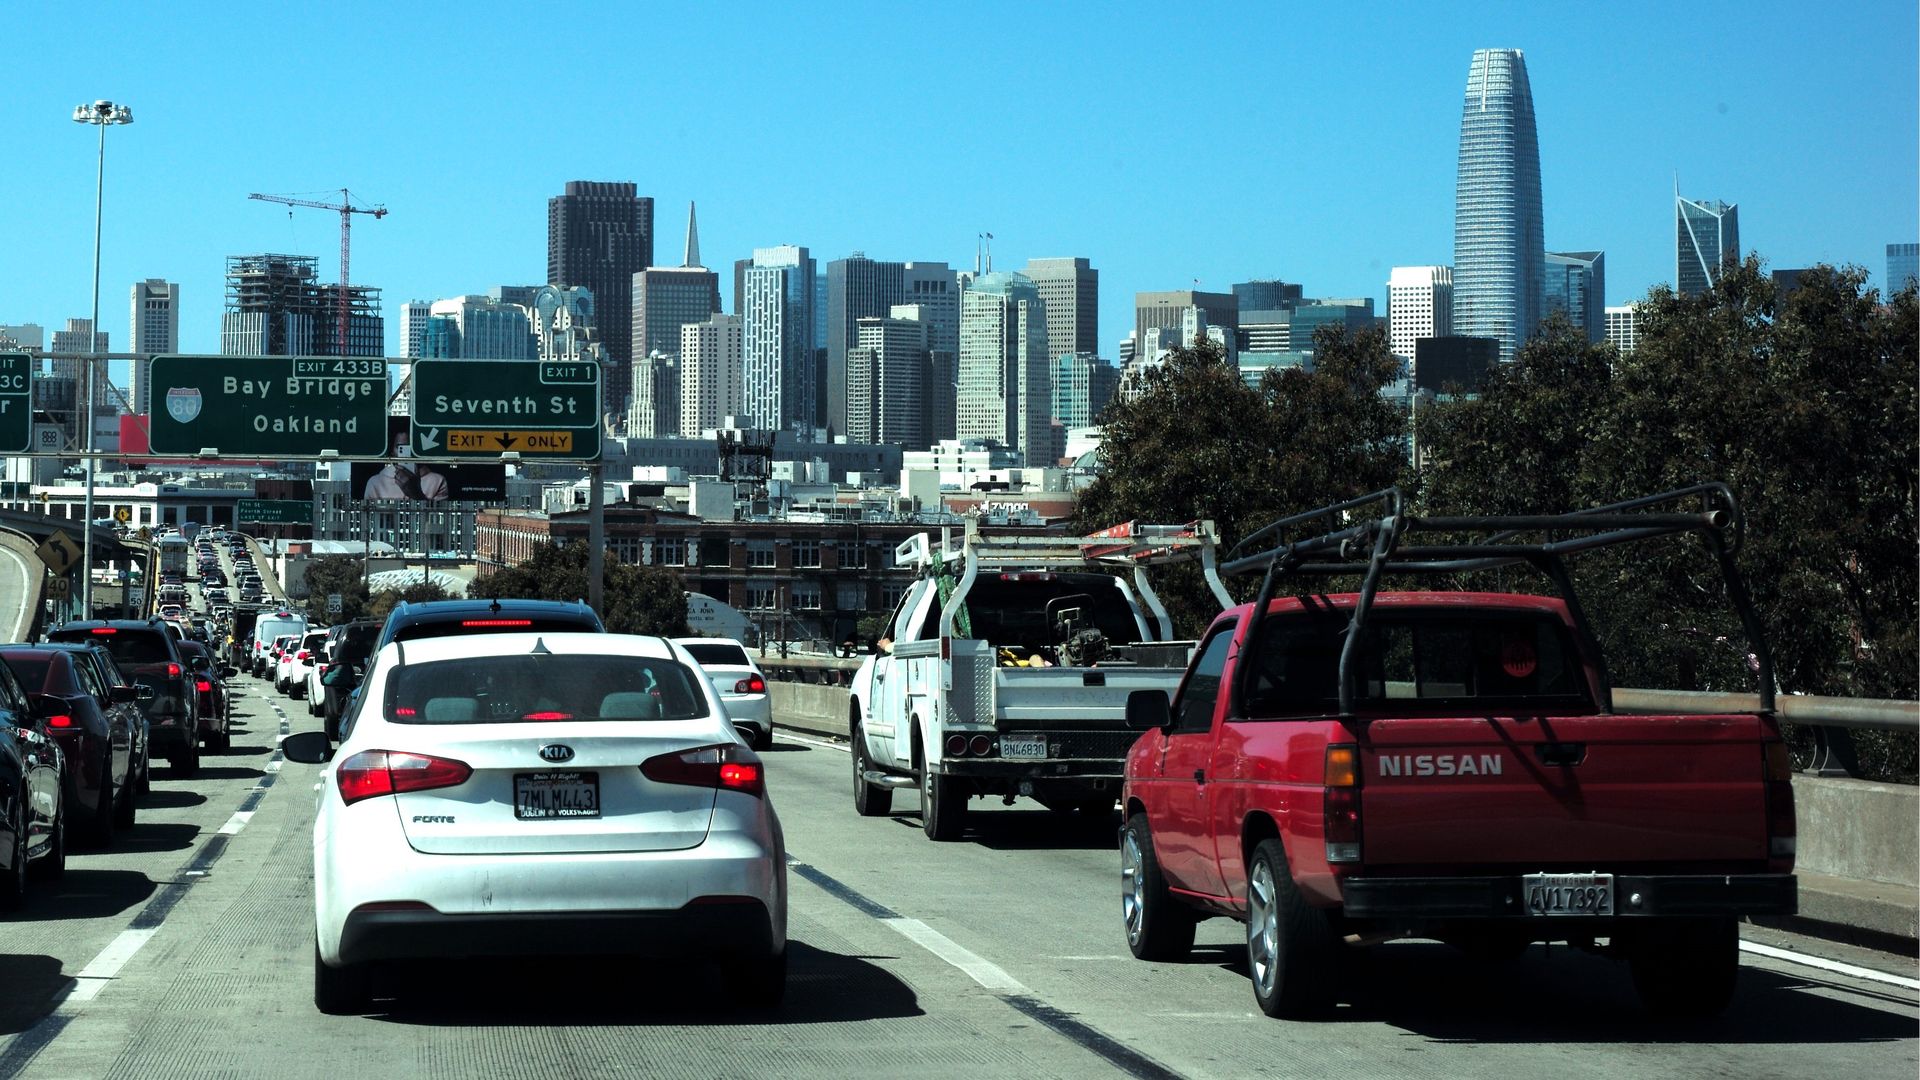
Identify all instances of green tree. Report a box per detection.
[1074,328,1405,633]
[300,556,373,623]
[367,580,452,622]
[474,540,689,637]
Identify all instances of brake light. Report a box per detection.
[461,619,533,627]
[334,750,472,806]
[641,744,765,797]
[1763,740,1796,867]
[1324,743,1362,864]
[297,650,309,660]
[521,711,573,721]
[47,715,75,729]
[735,674,767,694]
[196,680,212,693]
[91,628,117,635]
[166,663,182,678]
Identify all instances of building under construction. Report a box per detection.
[220,253,383,357]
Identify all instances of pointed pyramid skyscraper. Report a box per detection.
[683,201,701,268]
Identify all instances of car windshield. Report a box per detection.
[386,654,710,724]
[681,642,752,667]
[50,629,171,666]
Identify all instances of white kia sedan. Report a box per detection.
[281,632,787,1015]
[671,638,773,750]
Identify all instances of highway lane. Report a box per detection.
[0,677,1913,1079]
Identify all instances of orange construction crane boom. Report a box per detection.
[248,189,388,355]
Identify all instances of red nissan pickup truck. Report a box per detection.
[1119,484,1797,1019]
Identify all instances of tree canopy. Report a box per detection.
[473,540,689,637]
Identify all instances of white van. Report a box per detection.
[250,609,310,677]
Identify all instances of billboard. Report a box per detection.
[349,417,507,503]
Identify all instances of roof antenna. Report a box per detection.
[490,598,502,614]
[530,637,552,655]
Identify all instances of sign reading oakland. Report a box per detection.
[146,355,389,457]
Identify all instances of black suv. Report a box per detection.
[47,619,202,776]
[317,620,382,741]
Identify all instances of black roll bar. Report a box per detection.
[1222,482,1773,721]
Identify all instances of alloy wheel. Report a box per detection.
[1247,858,1280,999]
[1121,829,1145,946]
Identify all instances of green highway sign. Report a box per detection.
[236,498,314,525]
[409,359,601,461]
[146,355,389,458]
[0,353,30,454]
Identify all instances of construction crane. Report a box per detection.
[247,189,388,355]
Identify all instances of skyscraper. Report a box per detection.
[220,253,317,356]
[548,181,653,417]
[50,318,110,418]
[680,313,743,436]
[1544,251,1605,342]
[628,352,679,438]
[1232,279,1304,313]
[1604,304,1640,355]
[631,205,721,386]
[742,245,816,430]
[1453,47,1545,362]
[1023,257,1099,362]
[1886,243,1918,294]
[425,296,534,359]
[1388,266,1452,362]
[1675,195,1738,296]
[398,301,431,359]
[1134,290,1237,354]
[1050,353,1120,428]
[847,313,928,447]
[823,256,960,437]
[958,271,1050,464]
[128,278,178,416]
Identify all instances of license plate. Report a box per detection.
[513,771,600,820]
[999,735,1047,760]
[1523,872,1614,916]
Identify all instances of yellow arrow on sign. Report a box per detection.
[35,530,80,575]
[448,429,573,453]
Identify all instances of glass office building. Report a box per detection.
[1676,196,1739,296]
[1544,251,1605,343]
[1453,48,1545,363]
[1887,243,1918,294]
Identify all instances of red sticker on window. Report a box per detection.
[1501,639,1538,679]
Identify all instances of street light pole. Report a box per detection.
[73,99,132,620]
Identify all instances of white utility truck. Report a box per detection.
[848,520,1230,840]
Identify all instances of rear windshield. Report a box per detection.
[49,629,171,666]
[334,626,380,665]
[1246,611,1590,713]
[681,642,752,667]
[0,655,58,693]
[390,615,602,644]
[385,654,710,724]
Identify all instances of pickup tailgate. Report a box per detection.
[1361,713,1770,868]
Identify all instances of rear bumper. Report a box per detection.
[1340,873,1798,920]
[337,901,776,966]
[938,759,1123,781]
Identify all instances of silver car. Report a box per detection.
[673,638,773,750]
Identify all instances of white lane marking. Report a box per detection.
[881,917,1028,992]
[216,810,254,835]
[776,731,849,752]
[66,928,158,1002]
[265,759,283,774]
[1741,941,1920,991]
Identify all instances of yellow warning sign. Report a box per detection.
[447,429,575,454]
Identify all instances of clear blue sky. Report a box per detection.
[5,0,1914,382]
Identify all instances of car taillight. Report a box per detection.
[1764,740,1796,867]
[90,628,117,635]
[521,711,573,721]
[641,743,764,797]
[335,750,472,806]
[47,715,76,729]
[297,650,309,660]
[196,679,212,693]
[1324,743,1362,864]
[461,619,532,627]
[735,674,766,694]
[167,663,182,678]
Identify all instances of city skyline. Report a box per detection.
[3,4,1912,369]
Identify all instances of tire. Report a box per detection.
[753,723,773,752]
[172,740,200,779]
[1121,813,1196,961]
[31,808,65,881]
[0,811,27,910]
[1627,916,1739,1019]
[851,718,893,817]
[313,940,371,1015]
[138,745,152,796]
[1245,838,1337,1018]
[113,763,137,828]
[84,753,116,847]
[918,741,968,842]
[722,949,786,1009]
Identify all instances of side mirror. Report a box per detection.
[1125,689,1173,731]
[280,730,334,764]
[320,666,344,686]
[110,684,140,704]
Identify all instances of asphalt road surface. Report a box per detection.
[0,677,1914,1079]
